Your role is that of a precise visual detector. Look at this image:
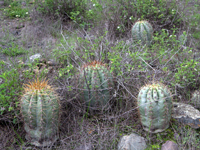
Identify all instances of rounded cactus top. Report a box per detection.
[136,20,148,24]
[132,20,152,27]
[81,61,106,69]
[23,78,52,93]
[138,82,172,98]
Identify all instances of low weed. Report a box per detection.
[0,42,27,57]
[0,59,34,123]
[3,1,29,19]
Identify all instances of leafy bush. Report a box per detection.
[84,0,183,37]
[3,1,29,18]
[35,0,87,22]
[0,43,28,56]
[0,60,34,123]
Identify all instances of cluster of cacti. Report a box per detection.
[78,61,114,111]
[191,90,200,109]
[131,20,153,45]
[137,83,172,133]
[20,78,60,146]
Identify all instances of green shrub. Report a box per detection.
[84,0,182,37]
[0,60,34,123]
[0,43,27,57]
[3,1,29,18]
[35,0,87,23]
[174,59,200,88]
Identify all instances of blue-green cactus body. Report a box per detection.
[131,20,153,45]
[79,61,113,111]
[137,83,172,133]
[20,79,60,146]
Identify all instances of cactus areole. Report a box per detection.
[137,83,172,133]
[131,20,153,45]
[79,61,113,111]
[20,78,60,146]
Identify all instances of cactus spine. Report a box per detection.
[137,83,172,133]
[79,61,113,111]
[20,78,60,146]
[131,20,153,45]
[191,90,200,109]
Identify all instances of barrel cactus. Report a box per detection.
[20,78,60,146]
[79,61,113,111]
[137,83,172,133]
[131,20,153,45]
[191,90,200,109]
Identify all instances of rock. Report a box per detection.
[118,133,147,150]
[172,102,200,129]
[47,59,59,66]
[25,53,42,64]
[74,143,93,150]
[0,1,4,6]
[161,141,179,150]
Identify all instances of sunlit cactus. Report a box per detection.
[137,83,172,133]
[20,78,60,146]
[79,61,114,112]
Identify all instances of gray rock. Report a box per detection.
[25,53,42,64]
[0,1,4,5]
[118,133,147,150]
[161,141,179,150]
[75,143,93,150]
[47,59,59,66]
[172,102,200,129]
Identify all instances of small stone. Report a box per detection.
[118,133,147,150]
[172,102,200,129]
[21,1,26,6]
[25,53,42,64]
[47,59,59,66]
[161,141,179,150]
[75,143,93,150]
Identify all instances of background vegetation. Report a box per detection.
[0,0,200,149]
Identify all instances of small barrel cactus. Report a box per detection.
[137,83,172,133]
[131,20,153,45]
[191,90,200,109]
[20,78,60,146]
[79,61,113,111]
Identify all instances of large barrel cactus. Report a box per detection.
[191,90,200,109]
[20,78,60,146]
[79,61,113,111]
[131,20,153,45]
[137,83,172,133]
